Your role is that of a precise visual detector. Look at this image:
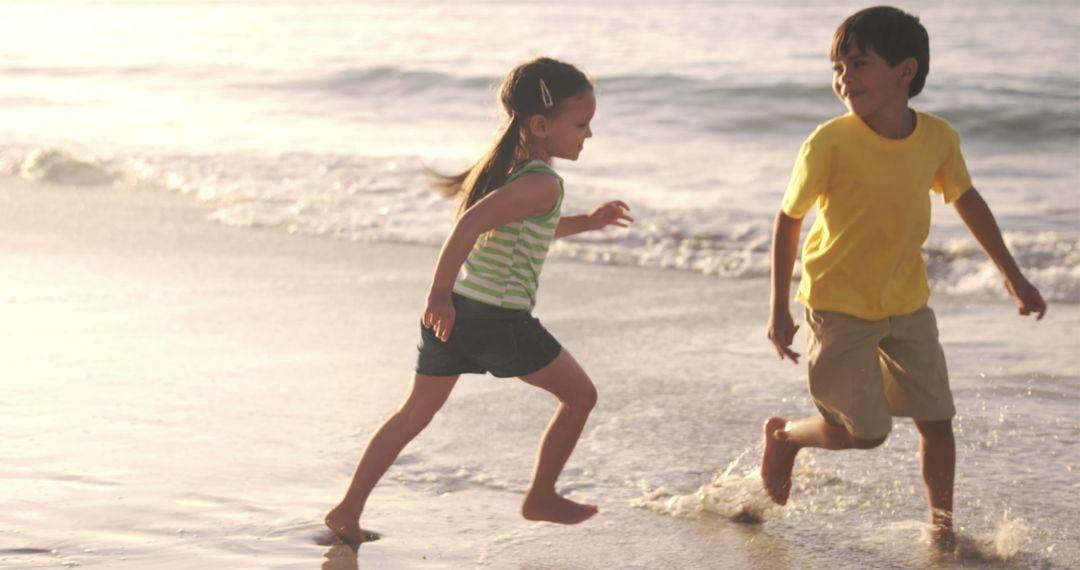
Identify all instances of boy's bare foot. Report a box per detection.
[324,505,377,545]
[928,510,956,552]
[761,416,798,505]
[930,525,957,552]
[522,492,598,525]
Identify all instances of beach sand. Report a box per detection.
[2,177,1077,569]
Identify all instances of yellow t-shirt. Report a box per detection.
[782,111,972,320]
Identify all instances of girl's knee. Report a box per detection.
[398,401,443,434]
[566,380,598,412]
[581,382,598,411]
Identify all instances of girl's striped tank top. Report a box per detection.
[452,160,563,311]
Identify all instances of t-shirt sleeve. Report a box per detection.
[781,130,832,218]
[932,125,973,204]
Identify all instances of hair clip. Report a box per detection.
[539,79,554,109]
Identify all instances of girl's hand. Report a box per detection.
[587,201,634,231]
[1004,274,1047,320]
[423,292,456,341]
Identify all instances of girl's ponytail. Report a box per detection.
[435,57,592,219]
[435,112,524,219]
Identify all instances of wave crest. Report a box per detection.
[2,149,116,187]
[4,145,1076,304]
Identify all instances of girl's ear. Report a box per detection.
[527,114,548,139]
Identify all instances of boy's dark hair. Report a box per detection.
[436,57,593,218]
[831,6,930,97]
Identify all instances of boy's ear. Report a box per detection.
[898,57,918,84]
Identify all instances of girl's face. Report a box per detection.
[531,90,595,162]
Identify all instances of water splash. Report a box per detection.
[923,510,1031,563]
[635,450,775,523]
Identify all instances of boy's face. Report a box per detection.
[832,47,913,120]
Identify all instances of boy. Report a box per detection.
[760,6,1047,546]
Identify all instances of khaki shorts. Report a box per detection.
[804,305,955,440]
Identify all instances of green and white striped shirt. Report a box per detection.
[452,161,563,311]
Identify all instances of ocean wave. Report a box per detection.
[267,65,1079,140]
[4,145,1076,304]
[599,74,829,101]
[0,64,161,77]
[0,148,117,187]
[926,234,1080,304]
[937,106,1080,139]
[276,66,494,98]
[277,66,831,104]
[0,63,256,82]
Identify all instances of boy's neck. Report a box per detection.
[860,104,917,140]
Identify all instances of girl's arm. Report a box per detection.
[952,187,1047,319]
[767,210,804,363]
[424,173,562,341]
[555,201,632,238]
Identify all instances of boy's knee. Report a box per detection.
[852,434,888,449]
[915,419,953,440]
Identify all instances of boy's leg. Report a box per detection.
[761,416,887,504]
[877,307,955,545]
[517,349,599,524]
[914,419,955,545]
[325,373,459,543]
[763,307,892,504]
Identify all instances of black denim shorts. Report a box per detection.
[416,293,563,378]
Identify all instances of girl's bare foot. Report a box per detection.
[522,492,598,525]
[324,505,377,545]
[760,416,798,505]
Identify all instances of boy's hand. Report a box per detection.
[423,292,456,342]
[767,311,801,363]
[1005,275,1047,320]
[587,201,633,231]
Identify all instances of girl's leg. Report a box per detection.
[761,416,888,505]
[325,373,459,543]
[517,349,599,525]
[913,419,955,547]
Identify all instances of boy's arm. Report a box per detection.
[767,210,804,363]
[555,201,633,238]
[952,187,1047,319]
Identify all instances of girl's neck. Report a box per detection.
[526,152,551,165]
[522,139,552,164]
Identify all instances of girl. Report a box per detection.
[325,57,632,544]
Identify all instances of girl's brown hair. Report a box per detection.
[436,57,593,218]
